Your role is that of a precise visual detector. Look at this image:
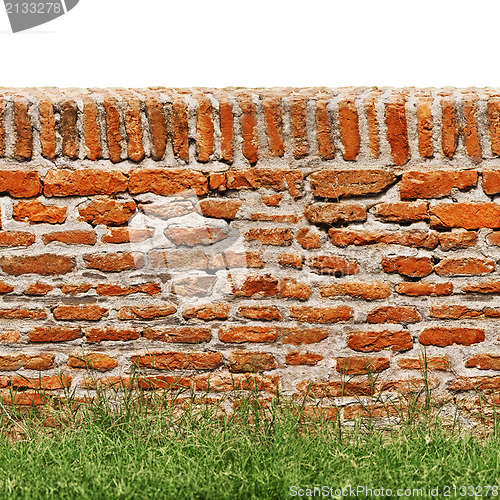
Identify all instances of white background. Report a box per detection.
[0,0,497,88]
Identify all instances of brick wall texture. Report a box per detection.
[0,87,499,412]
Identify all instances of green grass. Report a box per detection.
[0,386,498,500]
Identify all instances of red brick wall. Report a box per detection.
[0,87,498,409]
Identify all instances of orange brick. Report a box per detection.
[290,305,352,323]
[29,326,81,342]
[232,275,279,297]
[228,351,276,372]
[395,282,453,296]
[43,231,97,245]
[79,198,136,226]
[13,200,66,224]
[39,99,56,160]
[278,253,303,269]
[102,228,154,244]
[85,327,140,342]
[262,95,284,157]
[279,278,311,301]
[60,99,78,159]
[329,228,438,249]
[483,171,500,195]
[196,96,214,162]
[441,96,458,158]
[315,97,334,160]
[296,228,321,249]
[95,283,160,296]
[118,305,176,320]
[0,170,41,198]
[25,282,53,296]
[238,93,258,163]
[219,326,278,343]
[466,354,500,371]
[244,228,293,246]
[238,306,282,321]
[337,356,390,375]
[68,353,118,372]
[367,306,421,324]
[182,303,229,321]
[308,256,359,276]
[382,256,433,278]
[397,356,450,371]
[218,95,234,163]
[282,327,328,345]
[13,99,32,161]
[385,92,409,165]
[290,94,308,159]
[434,257,495,276]
[439,230,477,250]
[338,97,359,160]
[347,330,413,352]
[488,99,500,157]
[364,91,380,158]
[416,96,433,158]
[0,231,35,247]
[143,92,166,161]
[123,94,145,162]
[132,351,222,370]
[372,202,428,223]
[53,305,108,321]
[304,203,366,224]
[171,95,189,161]
[128,169,208,196]
[199,199,242,219]
[143,327,211,343]
[400,171,477,199]
[320,282,390,300]
[83,252,145,272]
[286,351,323,366]
[420,327,485,347]
[462,95,482,162]
[0,254,74,275]
[83,96,103,160]
[430,203,500,229]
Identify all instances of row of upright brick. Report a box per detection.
[2,88,500,165]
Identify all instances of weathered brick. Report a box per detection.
[278,253,303,269]
[315,97,334,159]
[244,228,293,246]
[102,228,154,244]
[219,326,278,343]
[13,99,32,161]
[296,379,373,397]
[381,256,433,278]
[441,96,458,158]
[429,304,500,320]
[85,327,140,342]
[171,275,216,297]
[329,229,438,249]
[251,213,299,223]
[466,354,500,371]
[59,283,92,295]
[385,92,409,165]
[308,256,359,276]
[320,282,390,300]
[395,282,453,296]
[123,94,145,162]
[44,169,127,197]
[43,231,97,245]
[0,254,74,275]
[29,326,81,342]
[199,199,242,219]
[129,169,208,196]
[483,171,500,195]
[304,203,366,224]
[416,96,433,158]
[79,198,136,226]
[0,282,14,294]
[0,170,41,198]
[400,171,477,199]
[195,372,278,393]
[83,96,102,160]
[143,327,211,343]
[96,283,160,296]
[290,94,308,159]
[10,374,72,391]
[25,282,53,296]
[262,194,282,206]
[434,257,495,276]
[228,351,276,372]
[150,250,207,271]
[309,170,396,198]
[430,203,500,229]
[60,99,79,159]
[196,96,214,162]
[39,99,56,159]
[218,95,234,163]
[439,230,477,250]
[364,92,380,158]
[0,307,46,319]
[13,200,66,224]
[238,306,282,321]
[279,278,311,300]
[164,226,229,247]
[397,356,449,371]
[226,169,302,195]
[447,376,500,392]
[338,97,360,160]
[182,303,229,321]
[118,305,177,320]
[462,95,482,162]
[103,96,123,162]
[83,252,145,272]
[347,330,413,352]
[420,327,485,347]
[290,305,352,323]
[132,351,222,370]
[337,356,390,375]
[238,94,258,163]
[372,202,428,223]
[281,327,328,345]
[262,95,284,157]
[462,281,500,294]
[0,231,35,247]
[232,275,279,297]
[171,95,189,161]
[488,100,500,157]
[68,353,118,372]
[53,305,108,321]
[367,306,421,324]
[296,228,321,249]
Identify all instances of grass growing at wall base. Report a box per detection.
[0,386,499,499]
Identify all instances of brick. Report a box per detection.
[429,304,499,319]
[13,99,32,161]
[239,306,282,321]
[102,228,154,244]
[13,201,66,224]
[0,231,35,247]
[487,232,500,246]
[143,327,211,343]
[103,96,123,163]
[164,226,229,247]
[347,330,413,352]
[194,372,278,393]
[483,171,500,195]
[304,203,366,224]
[416,96,433,158]
[385,93,409,165]
[123,95,145,162]
[83,96,102,160]
[182,303,229,321]
[285,352,323,366]
[309,169,396,199]
[395,282,453,296]
[208,250,264,270]
[226,169,302,194]
[344,403,399,420]
[279,278,311,300]
[228,351,276,372]
[441,96,458,158]
[171,96,189,161]
[171,275,216,297]
[251,213,299,223]
[0,254,74,275]
[219,326,278,343]
[143,94,166,161]
[68,353,118,372]
[320,282,390,300]
[315,97,334,160]
[466,354,500,370]
[84,252,145,272]
[0,99,4,157]
[378,378,434,394]
[25,282,54,296]
[0,282,14,294]
[43,231,97,245]
[79,198,136,226]
[0,390,46,406]
[290,305,352,323]
[420,327,485,347]
[85,327,140,342]
[439,230,477,250]
[364,92,380,158]
[0,355,23,371]
[329,228,438,249]
[151,249,205,273]
[0,170,41,198]
[218,96,234,163]
[196,96,214,162]
[199,199,242,219]
[308,256,359,276]
[60,99,79,159]
[262,95,284,157]
[290,94,308,159]
[244,228,293,246]
[296,379,373,397]
[434,257,495,276]
[296,228,321,249]
[338,97,360,160]
[400,171,477,199]
[39,99,56,159]
[140,200,195,220]
[53,305,108,321]
[0,331,21,343]
[462,281,500,294]
[29,326,81,342]
[44,169,127,197]
[462,95,482,162]
[337,356,390,375]
[372,202,428,223]
[238,94,258,163]
[59,283,92,295]
[430,202,500,229]
[118,305,177,320]
[24,354,55,371]
[447,376,500,392]
[381,256,433,278]
[0,307,46,319]
[10,374,72,391]
[488,100,500,157]
[397,356,449,371]
[367,306,421,324]
[282,327,328,345]
[278,253,303,269]
[96,283,160,296]
[133,351,222,370]
[128,169,208,196]
[262,194,282,206]
[232,275,279,297]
